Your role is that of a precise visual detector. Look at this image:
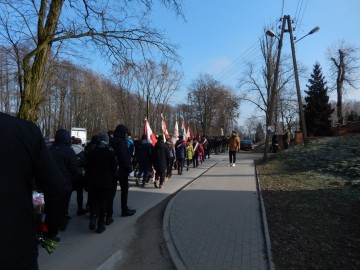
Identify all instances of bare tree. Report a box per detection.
[134,60,181,132]
[327,40,360,124]
[239,33,294,131]
[188,73,239,136]
[0,0,184,122]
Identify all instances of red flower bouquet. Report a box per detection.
[32,191,60,254]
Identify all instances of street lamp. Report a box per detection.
[265,30,277,38]
[295,26,320,43]
[265,16,319,149]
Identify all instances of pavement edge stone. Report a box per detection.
[255,163,276,270]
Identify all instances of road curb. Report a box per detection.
[163,157,223,270]
[255,162,276,270]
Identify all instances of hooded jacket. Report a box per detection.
[86,141,118,188]
[49,129,80,190]
[135,138,152,169]
[151,139,170,172]
[111,125,132,176]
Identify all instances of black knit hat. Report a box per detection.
[114,124,129,137]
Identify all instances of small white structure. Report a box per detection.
[71,127,87,145]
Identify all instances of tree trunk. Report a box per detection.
[17,0,64,122]
[336,81,343,124]
[336,49,345,125]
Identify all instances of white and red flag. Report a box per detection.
[174,119,179,139]
[161,113,169,142]
[188,126,194,140]
[144,118,157,146]
[181,118,188,142]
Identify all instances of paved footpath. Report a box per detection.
[164,154,272,270]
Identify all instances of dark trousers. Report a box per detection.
[229,151,237,163]
[155,170,166,186]
[186,158,192,169]
[177,158,185,174]
[108,174,129,213]
[137,165,152,185]
[64,189,72,215]
[192,153,198,167]
[166,157,174,178]
[90,188,111,225]
[205,148,210,159]
[75,187,84,210]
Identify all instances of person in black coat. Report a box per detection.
[134,134,153,187]
[175,135,186,175]
[110,124,136,217]
[151,135,170,188]
[165,138,175,179]
[0,112,66,270]
[49,129,80,230]
[86,132,118,233]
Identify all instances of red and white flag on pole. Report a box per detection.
[188,126,194,140]
[144,118,157,146]
[174,119,179,139]
[181,118,188,142]
[161,113,169,142]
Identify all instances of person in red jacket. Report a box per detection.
[0,112,66,270]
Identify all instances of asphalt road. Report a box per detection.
[38,154,225,270]
[38,151,261,270]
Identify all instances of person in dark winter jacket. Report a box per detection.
[49,128,80,230]
[110,124,136,217]
[86,132,118,233]
[272,132,279,153]
[134,134,152,187]
[165,138,175,179]
[175,135,186,175]
[151,135,170,188]
[71,137,87,216]
[0,112,66,270]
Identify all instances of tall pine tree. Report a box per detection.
[304,63,334,136]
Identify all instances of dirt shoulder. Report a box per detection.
[256,134,360,270]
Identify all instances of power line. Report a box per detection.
[215,40,263,83]
[215,0,311,87]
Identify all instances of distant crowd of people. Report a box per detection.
[133,133,211,189]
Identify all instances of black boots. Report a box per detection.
[89,215,96,230]
[104,216,114,225]
[90,215,106,233]
[96,219,105,234]
[121,208,136,217]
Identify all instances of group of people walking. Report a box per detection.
[1,110,242,269]
[133,134,210,188]
[48,124,136,236]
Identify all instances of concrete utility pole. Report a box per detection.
[264,14,313,160]
[286,15,308,147]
